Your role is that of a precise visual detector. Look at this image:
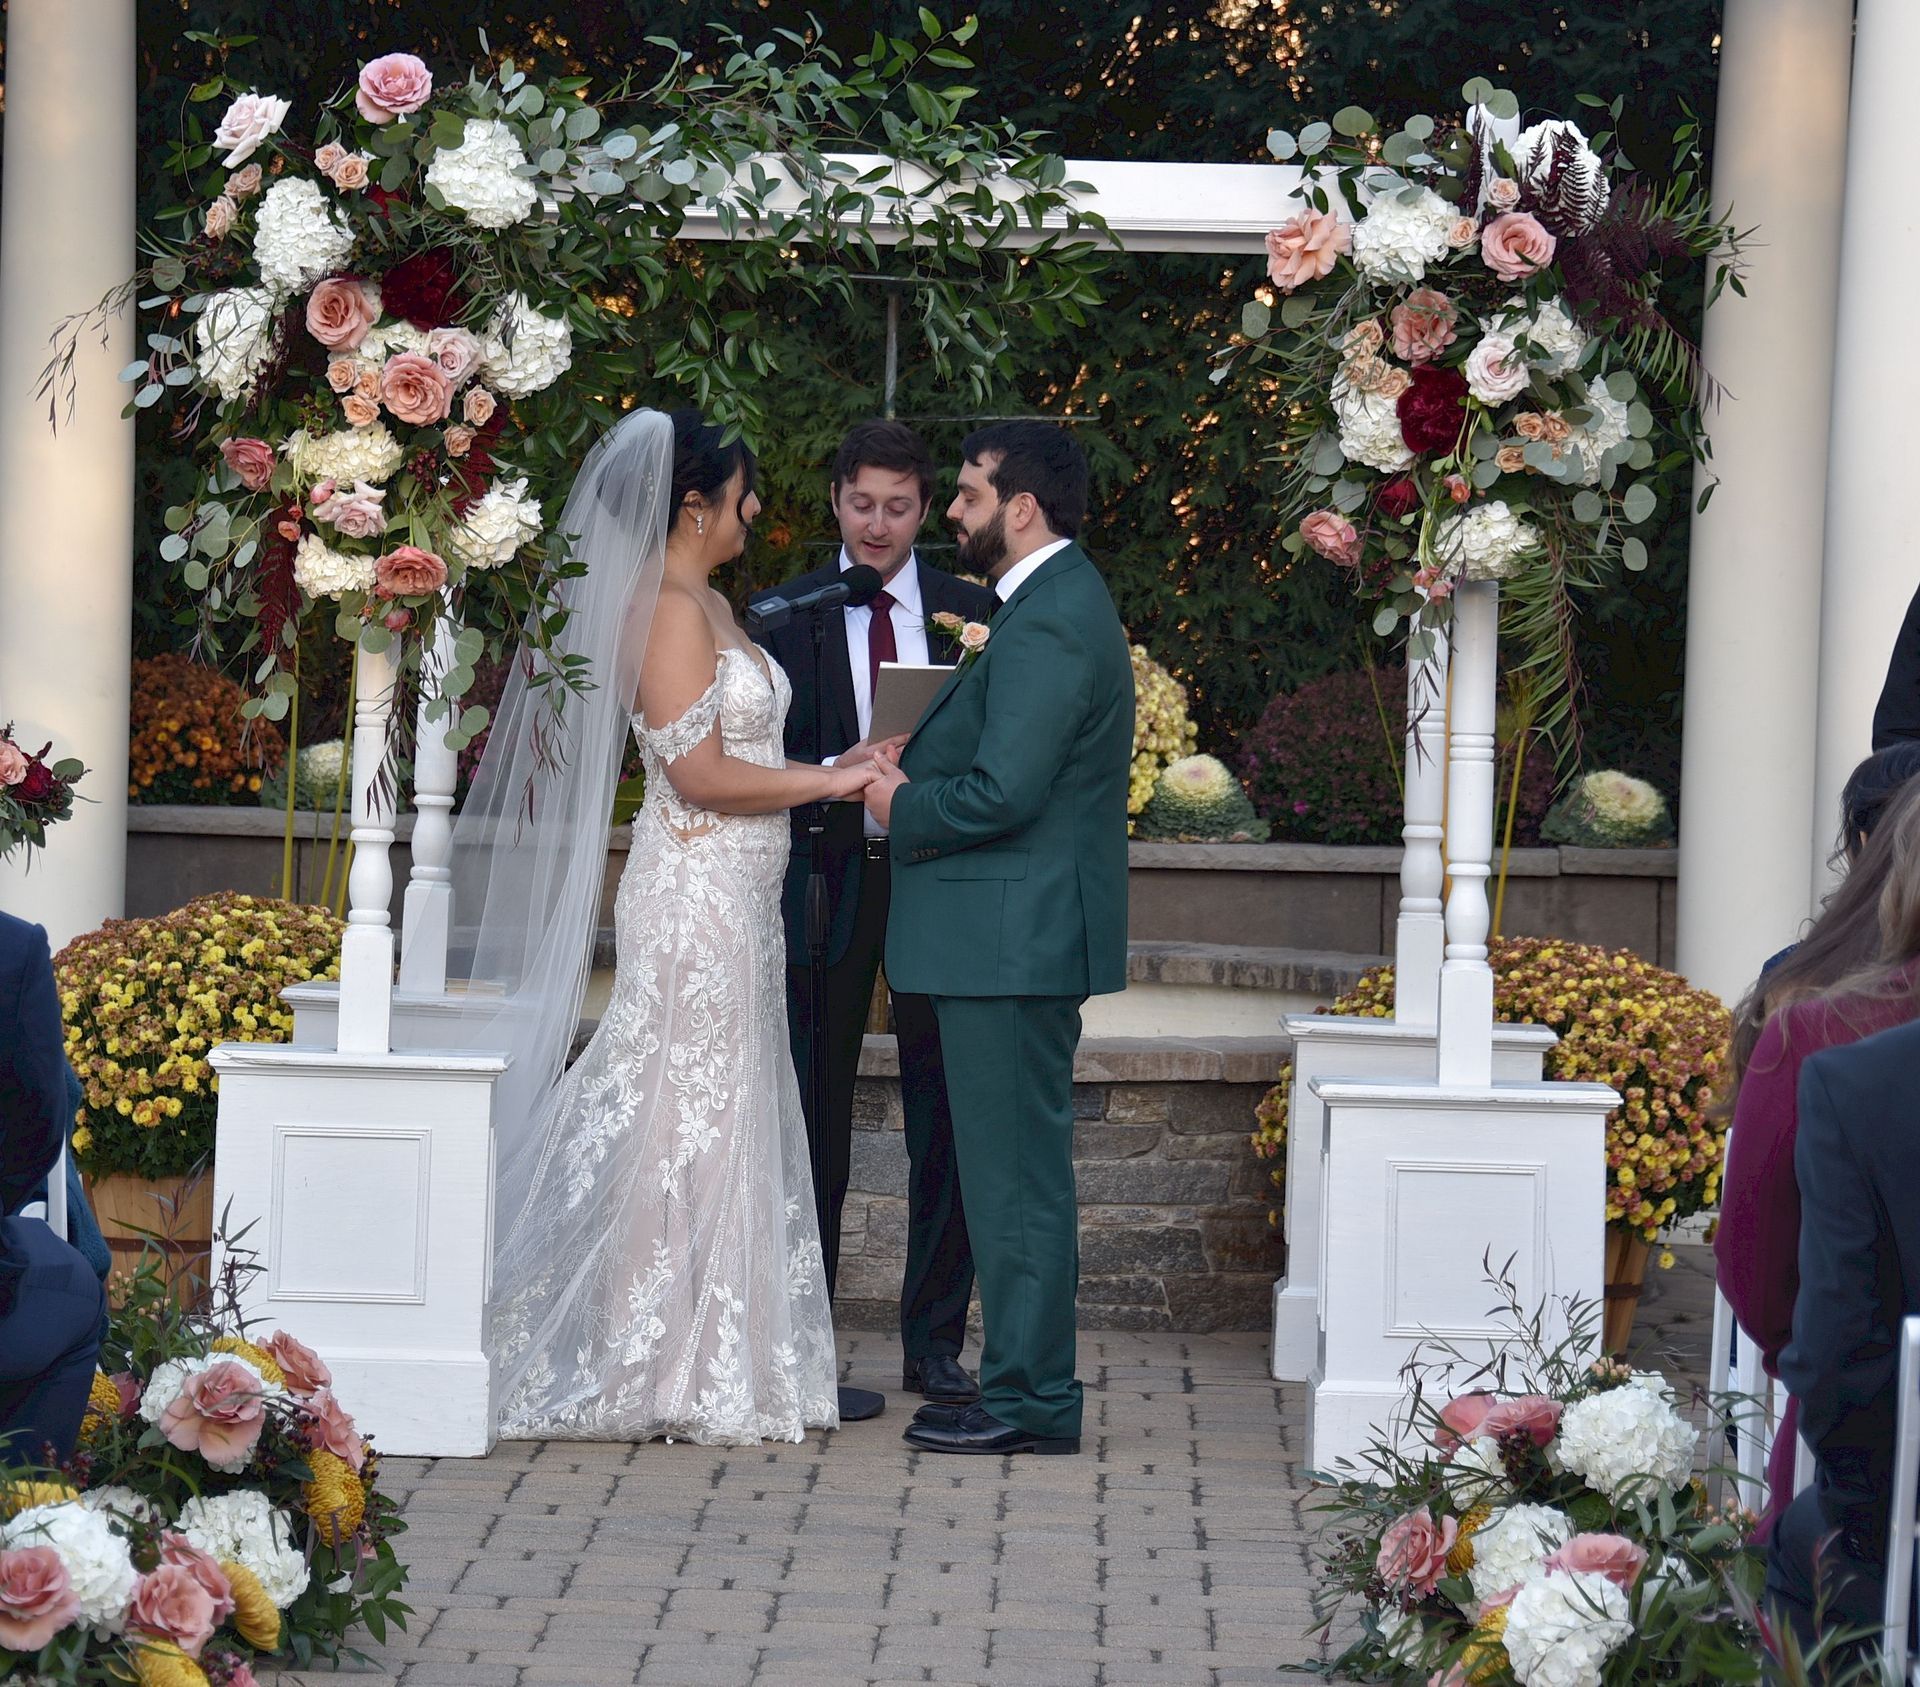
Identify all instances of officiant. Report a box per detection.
[750,420,995,1419]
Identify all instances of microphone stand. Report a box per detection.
[802,606,836,1288]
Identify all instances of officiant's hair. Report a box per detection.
[961,420,1087,538]
[832,419,935,507]
[666,408,757,521]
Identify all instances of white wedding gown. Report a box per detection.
[490,644,841,1443]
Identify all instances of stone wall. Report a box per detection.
[835,1034,1287,1335]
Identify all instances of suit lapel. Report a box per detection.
[819,595,860,751]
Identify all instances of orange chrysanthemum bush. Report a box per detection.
[129,653,284,805]
[1252,936,1730,1243]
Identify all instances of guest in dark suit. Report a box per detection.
[0,910,107,1465]
[1874,583,1920,750]
[751,420,995,1416]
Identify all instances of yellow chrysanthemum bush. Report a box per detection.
[54,893,343,1180]
[1252,936,1729,1245]
[1129,644,1199,822]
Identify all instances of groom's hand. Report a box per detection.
[864,760,909,830]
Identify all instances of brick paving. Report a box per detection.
[283,1253,1716,1687]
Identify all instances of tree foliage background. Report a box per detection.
[2,0,1724,782]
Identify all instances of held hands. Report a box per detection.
[862,759,909,829]
[820,761,881,801]
[837,733,909,768]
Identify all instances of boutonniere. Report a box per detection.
[927,611,991,669]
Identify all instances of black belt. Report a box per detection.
[863,837,891,861]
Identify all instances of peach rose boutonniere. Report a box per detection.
[927,611,991,669]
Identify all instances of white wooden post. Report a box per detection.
[399,607,458,994]
[336,643,400,1054]
[1435,580,1499,1088]
[1396,629,1450,1028]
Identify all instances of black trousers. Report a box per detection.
[787,851,974,1361]
[0,1218,107,1467]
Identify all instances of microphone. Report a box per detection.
[746,564,884,632]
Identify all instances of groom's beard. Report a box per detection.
[955,506,1009,578]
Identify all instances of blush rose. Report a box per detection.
[1375,1506,1458,1598]
[375,545,448,599]
[379,352,454,425]
[158,1536,235,1627]
[1389,289,1458,364]
[1264,209,1349,293]
[1299,510,1362,568]
[1480,1393,1562,1448]
[261,1329,332,1396]
[157,1359,269,1469]
[1544,1532,1646,1591]
[0,741,28,787]
[219,437,279,493]
[1435,1391,1494,1451]
[299,1386,367,1472]
[1481,212,1557,282]
[305,278,380,350]
[0,1546,78,1651]
[357,53,434,124]
[127,1563,220,1658]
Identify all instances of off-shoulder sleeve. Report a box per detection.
[637,670,722,763]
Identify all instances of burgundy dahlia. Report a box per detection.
[16,759,56,803]
[1374,475,1419,521]
[1396,365,1470,458]
[379,249,465,330]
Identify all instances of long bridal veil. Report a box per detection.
[443,407,674,1303]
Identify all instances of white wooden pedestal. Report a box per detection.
[282,980,475,1052]
[1302,1075,1616,1476]
[1270,1015,1557,1381]
[208,1041,507,1457]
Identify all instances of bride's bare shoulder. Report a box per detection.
[637,584,720,716]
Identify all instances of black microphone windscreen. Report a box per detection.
[841,564,885,607]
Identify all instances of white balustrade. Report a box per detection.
[1396,626,1450,1029]
[399,606,459,994]
[336,641,401,1054]
[1435,579,1500,1088]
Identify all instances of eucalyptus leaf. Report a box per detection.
[1280,290,1317,329]
[1331,105,1374,137]
[1299,121,1331,156]
[1267,129,1297,161]
[260,692,290,722]
[119,360,148,384]
[1523,440,1559,473]
[455,627,486,664]
[662,157,697,187]
[1312,437,1346,476]
[182,559,209,590]
[1461,76,1496,107]
[1622,536,1649,572]
[1372,605,1400,637]
[1331,478,1368,514]
[1571,490,1605,525]
[586,171,627,197]
[360,624,393,656]
[1626,401,1654,438]
[602,131,638,160]
[1621,483,1658,524]
[566,106,601,142]
[1485,89,1520,121]
[1382,133,1418,168]
[159,533,189,562]
[1471,459,1503,489]
[1404,114,1434,139]
[1240,300,1271,339]
[151,256,186,291]
[1626,439,1655,471]
[1606,369,1638,400]
[537,148,568,175]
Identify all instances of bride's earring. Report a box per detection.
[695,514,705,535]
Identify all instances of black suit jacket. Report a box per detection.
[1,913,72,1307]
[1873,583,1920,750]
[1777,1016,1920,1590]
[749,558,995,965]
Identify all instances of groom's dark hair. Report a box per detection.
[961,420,1087,539]
[832,419,935,508]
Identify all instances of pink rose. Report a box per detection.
[379,352,453,425]
[157,1359,268,1470]
[228,1666,262,1687]
[127,1563,219,1658]
[1430,1671,1470,1687]
[311,479,388,540]
[203,197,237,241]
[157,1536,235,1627]
[0,1546,78,1652]
[0,741,28,787]
[426,327,481,385]
[1264,209,1350,293]
[305,277,381,350]
[1465,335,1530,404]
[110,1371,141,1416]
[1480,1393,1562,1448]
[1435,1391,1495,1451]
[331,154,371,192]
[314,142,348,175]
[462,386,497,427]
[443,424,475,458]
[353,368,382,402]
[342,394,381,428]
[1446,217,1478,250]
[298,1385,367,1471]
[326,357,360,394]
[357,54,434,124]
[1481,212,1557,282]
[260,1330,331,1396]
[1487,178,1521,212]
[375,544,448,600]
[1389,288,1458,364]
[211,91,289,169]
[307,478,339,509]
[1375,1506,1458,1598]
[226,163,263,201]
[383,607,412,633]
[1544,1533,1647,1592]
[1298,509,1361,568]
[1413,564,1454,602]
[219,437,278,493]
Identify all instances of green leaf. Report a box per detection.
[662,157,697,187]
[538,148,568,175]
[151,256,187,292]
[430,111,469,151]
[1267,129,1297,161]
[1571,490,1604,525]
[601,131,638,161]
[1372,604,1400,637]
[1312,437,1346,476]
[182,559,210,590]
[1461,76,1496,107]
[1299,122,1332,156]
[1279,290,1318,329]
[566,105,601,142]
[1485,89,1520,121]
[1240,300,1271,339]
[1606,369,1638,401]
[188,78,225,103]
[1622,536,1649,571]
[160,533,189,562]
[1382,133,1419,168]
[1471,459,1502,489]
[1626,401,1654,438]
[460,704,490,735]
[1621,482,1658,524]
[1331,106,1374,137]
[917,4,942,38]
[378,152,409,192]
[360,624,393,656]
[1404,114,1434,140]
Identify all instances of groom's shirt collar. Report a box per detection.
[994,537,1071,603]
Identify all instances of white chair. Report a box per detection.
[14,1138,69,1241]
[1709,1281,1813,1506]
[1882,1315,1920,1678]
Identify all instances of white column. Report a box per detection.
[1395,629,1449,1028]
[337,644,399,1054]
[1814,0,1914,908]
[1676,0,1853,1001]
[0,0,135,941]
[399,609,458,994]
[1435,582,1498,1088]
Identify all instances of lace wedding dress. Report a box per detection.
[491,644,840,1443]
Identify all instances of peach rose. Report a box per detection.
[343,394,381,428]
[298,1385,367,1471]
[1513,412,1549,442]
[958,621,990,652]
[462,386,497,426]
[226,163,263,200]
[219,436,278,492]
[1344,354,1389,394]
[260,1330,331,1396]
[0,1546,78,1652]
[1264,208,1350,293]
[331,154,371,192]
[314,142,348,175]
[1446,217,1478,250]
[1341,319,1385,361]
[1539,412,1572,444]
[157,1360,269,1470]
[357,53,434,124]
[203,197,237,241]
[1413,564,1454,601]
[0,740,30,787]
[1481,211,1557,281]
[127,1563,220,1658]
[379,352,453,425]
[1442,473,1472,505]
[1374,366,1412,399]
[443,424,475,458]
[1487,177,1522,212]
[1495,444,1529,474]
[157,1536,235,1627]
[1481,1393,1562,1448]
[1544,1532,1646,1592]
[1299,509,1362,568]
[325,358,360,394]
[305,277,380,350]
[375,544,448,599]
[1390,289,1458,365]
[1435,1391,1494,1451]
[353,367,382,402]
[1375,1505,1457,1598]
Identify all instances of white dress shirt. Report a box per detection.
[993,536,1072,603]
[839,549,930,836]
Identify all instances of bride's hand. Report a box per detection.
[820,762,880,800]
[837,734,908,768]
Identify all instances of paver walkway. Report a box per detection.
[299,1254,1716,1687]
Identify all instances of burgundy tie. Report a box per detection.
[867,589,898,717]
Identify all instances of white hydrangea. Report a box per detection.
[252,177,356,298]
[0,1503,138,1634]
[1564,377,1632,486]
[1333,378,1414,473]
[448,476,544,570]
[193,286,279,404]
[479,293,574,398]
[176,1490,310,1609]
[1373,1606,1428,1667]
[1554,1374,1697,1501]
[293,532,377,599]
[1466,1502,1573,1605]
[78,1486,162,1528]
[1510,120,1611,233]
[1504,1568,1633,1687]
[1524,298,1586,375]
[1442,1434,1513,1505]
[1433,500,1540,581]
[1352,185,1459,283]
[284,421,406,485]
[360,318,428,361]
[425,118,540,229]
[299,739,348,790]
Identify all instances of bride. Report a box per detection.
[445,407,879,1444]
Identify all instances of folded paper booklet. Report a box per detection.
[871,661,956,741]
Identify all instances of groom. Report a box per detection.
[862,421,1133,1455]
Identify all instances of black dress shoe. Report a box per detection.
[902,1355,980,1403]
[902,1402,1079,1456]
[910,1398,970,1427]
[838,1385,886,1422]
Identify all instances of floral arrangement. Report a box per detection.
[1221,79,1742,741]
[0,724,84,862]
[257,740,346,812]
[1252,936,1729,1245]
[1130,645,1199,820]
[1237,666,1551,846]
[928,610,991,670]
[0,1256,407,1683]
[1311,1282,1763,1686]
[55,895,343,1182]
[1541,771,1673,849]
[128,655,284,806]
[1135,754,1270,843]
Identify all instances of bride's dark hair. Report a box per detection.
[669,408,756,522]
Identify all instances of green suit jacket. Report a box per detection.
[884,541,1133,999]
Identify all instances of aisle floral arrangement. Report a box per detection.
[1130,645,1200,821]
[1220,77,1743,743]
[1541,771,1673,849]
[0,1258,407,1683]
[0,722,84,861]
